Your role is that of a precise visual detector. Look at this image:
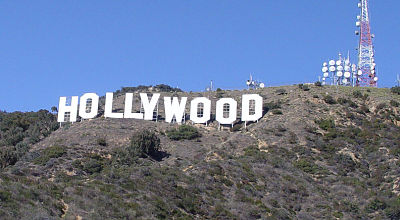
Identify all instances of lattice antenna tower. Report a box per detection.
[355,0,378,87]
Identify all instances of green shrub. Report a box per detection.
[128,130,161,157]
[315,119,335,131]
[376,103,387,112]
[231,123,242,132]
[0,190,12,202]
[337,97,348,105]
[353,90,369,100]
[390,100,399,107]
[0,110,59,168]
[391,86,400,95]
[323,95,337,104]
[366,198,387,212]
[298,84,310,91]
[33,145,66,165]
[73,155,106,174]
[82,158,103,174]
[0,146,18,168]
[275,89,287,95]
[294,159,328,175]
[385,196,400,219]
[97,138,107,146]
[263,101,281,113]
[315,81,322,87]
[166,125,201,141]
[271,109,283,115]
[353,90,363,98]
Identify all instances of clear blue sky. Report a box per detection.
[1,0,399,112]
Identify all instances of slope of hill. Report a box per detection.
[1,84,400,219]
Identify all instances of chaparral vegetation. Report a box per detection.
[0,84,399,219]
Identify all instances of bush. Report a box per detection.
[73,155,106,174]
[0,110,59,168]
[275,89,287,95]
[323,95,337,104]
[166,125,201,141]
[33,145,66,165]
[271,109,283,115]
[366,198,387,212]
[263,101,281,113]
[128,130,161,158]
[0,146,18,168]
[0,190,12,202]
[353,90,363,98]
[294,159,328,175]
[315,119,335,131]
[390,100,399,107]
[315,81,322,87]
[298,84,310,91]
[82,158,103,174]
[231,124,242,132]
[97,138,107,146]
[391,86,400,95]
[375,103,387,112]
[385,197,400,219]
[353,91,369,100]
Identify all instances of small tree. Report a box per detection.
[391,86,400,95]
[51,106,58,113]
[128,130,160,158]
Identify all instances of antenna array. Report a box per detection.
[319,0,378,87]
[246,74,265,90]
[321,53,358,86]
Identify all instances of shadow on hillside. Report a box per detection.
[151,150,171,162]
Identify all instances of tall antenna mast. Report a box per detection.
[355,0,378,87]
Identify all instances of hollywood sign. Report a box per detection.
[58,93,263,125]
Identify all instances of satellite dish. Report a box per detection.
[329,66,336,72]
[358,70,363,76]
[322,77,326,81]
[345,60,350,65]
[322,67,329,72]
[246,80,251,86]
[259,83,265,88]
[344,66,351,72]
[342,78,348,84]
[371,70,375,74]
[336,60,342,66]
[337,71,343,77]
[337,66,344,71]
[322,82,326,85]
[374,77,379,81]
[356,21,361,27]
[344,72,351,78]
[323,72,329,78]
[323,62,328,67]
[329,60,336,66]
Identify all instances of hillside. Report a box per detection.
[1,84,400,219]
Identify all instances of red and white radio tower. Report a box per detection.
[355,0,378,87]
